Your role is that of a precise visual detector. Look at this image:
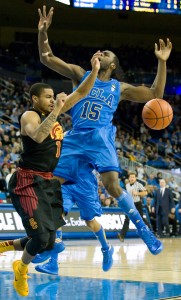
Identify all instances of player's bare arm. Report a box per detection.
[21,96,65,143]
[120,38,172,103]
[38,5,84,85]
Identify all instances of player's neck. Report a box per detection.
[33,106,49,116]
[98,70,111,82]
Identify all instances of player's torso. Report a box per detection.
[19,111,63,172]
[70,72,121,129]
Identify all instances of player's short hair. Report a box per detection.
[29,83,52,100]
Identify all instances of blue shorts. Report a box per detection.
[62,172,102,221]
[53,124,120,183]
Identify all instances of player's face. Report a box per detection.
[36,88,55,115]
[129,175,136,184]
[99,50,115,71]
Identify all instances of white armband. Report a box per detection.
[42,51,50,57]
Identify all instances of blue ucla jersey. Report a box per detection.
[70,72,121,129]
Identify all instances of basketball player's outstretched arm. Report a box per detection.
[38,7,172,104]
[38,5,83,88]
[59,55,100,113]
[120,38,172,103]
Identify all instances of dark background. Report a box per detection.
[0,0,181,50]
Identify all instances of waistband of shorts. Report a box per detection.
[17,167,53,179]
[72,128,95,132]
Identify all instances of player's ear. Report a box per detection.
[32,95,38,104]
[110,62,116,70]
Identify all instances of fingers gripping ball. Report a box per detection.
[142,99,173,130]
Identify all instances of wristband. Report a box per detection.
[44,39,48,44]
[42,51,50,57]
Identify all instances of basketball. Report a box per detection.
[142,99,173,130]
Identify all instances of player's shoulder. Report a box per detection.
[78,70,91,83]
[120,81,133,91]
[21,110,41,120]
[72,67,86,86]
[72,65,86,79]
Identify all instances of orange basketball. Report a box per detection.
[142,99,173,130]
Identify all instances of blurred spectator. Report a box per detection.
[0,150,5,165]
[1,163,10,178]
[172,187,180,202]
[144,146,155,160]
[135,164,145,180]
[167,157,176,170]
[147,173,158,187]
[99,193,106,206]
[103,197,112,208]
[168,176,179,190]
[156,172,163,185]
[157,138,166,156]
[9,147,19,163]
[175,196,181,235]
[115,137,122,150]
[1,134,12,147]
[119,166,129,182]
[152,179,175,237]
[144,186,156,232]
[164,139,173,155]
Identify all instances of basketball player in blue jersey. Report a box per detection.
[37,6,172,258]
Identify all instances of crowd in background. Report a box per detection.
[0,41,181,88]
[0,41,181,236]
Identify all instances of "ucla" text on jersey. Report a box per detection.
[89,88,114,107]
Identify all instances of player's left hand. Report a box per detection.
[154,38,172,62]
[91,52,100,72]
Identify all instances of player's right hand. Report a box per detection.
[55,92,67,114]
[38,5,54,32]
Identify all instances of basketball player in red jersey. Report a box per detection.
[6,56,100,297]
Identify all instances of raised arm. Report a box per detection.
[59,54,100,113]
[121,38,172,103]
[38,6,85,86]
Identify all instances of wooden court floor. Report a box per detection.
[0,237,181,300]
